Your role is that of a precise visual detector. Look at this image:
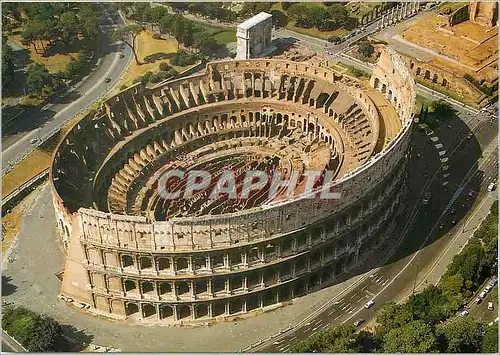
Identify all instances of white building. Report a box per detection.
[236,12,273,59]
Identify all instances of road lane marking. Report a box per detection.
[350,293,358,299]
[335,315,342,320]
[361,284,369,290]
[328,310,335,316]
[357,297,365,303]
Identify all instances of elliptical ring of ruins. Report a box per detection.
[51,48,416,324]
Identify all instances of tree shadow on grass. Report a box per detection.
[143,52,176,64]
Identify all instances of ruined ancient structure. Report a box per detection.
[51,49,415,324]
[236,12,273,59]
[449,2,499,27]
[377,1,420,30]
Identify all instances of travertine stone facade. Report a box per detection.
[52,51,415,324]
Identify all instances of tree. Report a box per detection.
[112,24,143,65]
[358,41,375,58]
[481,323,498,353]
[383,320,438,353]
[437,318,484,353]
[2,43,16,94]
[327,4,350,28]
[21,21,44,53]
[159,13,174,36]
[26,63,52,96]
[182,22,195,50]
[2,306,62,352]
[78,5,100,39]
[290,325,367,353]
[171,14,186,50]
[375,302,413,332]
[58,11,80,44]
[270,10,288,28]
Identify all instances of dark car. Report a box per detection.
[353,319,365,327]
[104,77,112,83]
[119,53,125,59]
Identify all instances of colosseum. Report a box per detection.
[51,48,415,324]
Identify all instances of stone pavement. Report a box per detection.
[2,184,365,352]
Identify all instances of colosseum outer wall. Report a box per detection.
[53,51,415,323]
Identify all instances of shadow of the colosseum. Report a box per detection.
[381,110,495,267]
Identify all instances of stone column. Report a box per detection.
[190,281,195,299]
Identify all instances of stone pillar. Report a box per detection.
[190,281,195,299]
[173,305,179,321]
[241,252,248,268]
[208,279,213,297]
[172,281,178,299]
[155,304,161,321]
[243,276,248,292]
[206,255,212,271]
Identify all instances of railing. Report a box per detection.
[2,169,49,209]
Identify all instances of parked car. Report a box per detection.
[30,138,38,144]
[475,297,482,305]
[479,291,487,298]
[487,182,496,192]
[353,319,365,327]
[488,302,494,311]
[485,284,493,292]
[490,277,497,286]
[460,310,469,317]
[364,300,375,309]
[104,77,112,83]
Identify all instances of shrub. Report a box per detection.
[152,33,162,40]
[159,62,171,72]
[171,50,201,67]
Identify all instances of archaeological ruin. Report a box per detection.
[51,48,416,324]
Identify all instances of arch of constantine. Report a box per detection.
[51,48,416,324]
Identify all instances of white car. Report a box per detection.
[364,300,375,309]
[485,284,493,292]
[30,138,38,144]
[487,182,496,192]
[488,302,494,311]
[460,310,469,317]
[479,291,487,298]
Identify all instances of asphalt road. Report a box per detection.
[1,4,133,173]
[246,109,497,352]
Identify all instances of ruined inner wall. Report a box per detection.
[52,53,415,323]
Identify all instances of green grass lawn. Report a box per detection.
[192,22,236,44]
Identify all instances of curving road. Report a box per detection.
[1,4,133,174]
[245,110,497,352]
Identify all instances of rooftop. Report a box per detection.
[238,12,273,30]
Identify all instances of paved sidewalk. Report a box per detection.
[2,184,365,352]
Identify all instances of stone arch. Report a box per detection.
[177,305,191,319]
[416,67,421,76]
[142,303,156,318]
[374,77,380,89]
[160,305,174,319]
[122,254,134,268]
[381,84,387,93]
[424,70,431,79]
[410,62,414,69]
[124,279,137,292]
[442,78,448,87]
[432,73,438,83]
[388,89,393,101]
[126,302,139,316]
[196,303,209,318]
